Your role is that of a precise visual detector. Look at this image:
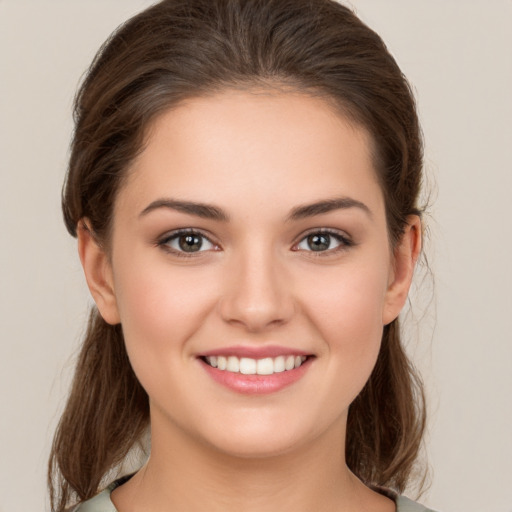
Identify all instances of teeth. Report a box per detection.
[205,355,307,375]
[257,357,274,375]
[217,356,227,370]
[240,357,257,374]
[227,356,240,372]
[274,356,285,373]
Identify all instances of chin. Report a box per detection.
[206,431,306,460]
[191,410,329,461]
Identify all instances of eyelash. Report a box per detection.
[293,229,354,256]
[157,229,218,257]
[156,228,354,257]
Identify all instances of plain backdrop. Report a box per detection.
[1,1,511,511]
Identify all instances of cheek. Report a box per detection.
[299,261,388,388]
[304,258,388,333]
[111,258,218,372]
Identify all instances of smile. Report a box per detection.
[204,355,308,375]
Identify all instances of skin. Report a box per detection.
[79,89,421,512]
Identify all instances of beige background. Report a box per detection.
[1,1,511,511]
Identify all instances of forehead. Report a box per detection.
[118,89,384,220]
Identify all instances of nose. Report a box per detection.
[218,245,295,332]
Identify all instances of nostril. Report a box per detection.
[218,294,296,332]
[216,258,295,328]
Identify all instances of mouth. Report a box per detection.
[198,349,314,394]
[201,354,309,375]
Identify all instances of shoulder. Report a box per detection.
[374,486,438,512]
[70,483,118,512]
[71,483,438,512]
[396,495,439,512]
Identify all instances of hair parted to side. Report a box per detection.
[50,0,426,509]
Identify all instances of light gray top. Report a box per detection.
[74,481,438,512]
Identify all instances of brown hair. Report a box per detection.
[49,0,426,509]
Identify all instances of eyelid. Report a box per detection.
[155,227,353,256]
[292,228,354,253]
[156,228,220,255]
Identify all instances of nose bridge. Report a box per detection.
[219,238,294,331]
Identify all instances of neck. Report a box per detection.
[111,410,389,512]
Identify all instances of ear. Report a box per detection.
[77,219,121,325]
[382,215,422,325]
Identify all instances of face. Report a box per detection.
[81,90,418,459]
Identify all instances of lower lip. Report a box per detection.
[200,358,312,395]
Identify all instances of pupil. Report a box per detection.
[308,234,330,251]
[179,234,202,252]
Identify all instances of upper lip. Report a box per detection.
[199,345,312,359]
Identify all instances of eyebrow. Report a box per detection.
[287,197,372,220]
[139,196,371,222]
[139,199,229,221]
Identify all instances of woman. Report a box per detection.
[49,1,435,510]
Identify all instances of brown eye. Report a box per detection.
[159,230,216,254]
[178,234,203,252]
